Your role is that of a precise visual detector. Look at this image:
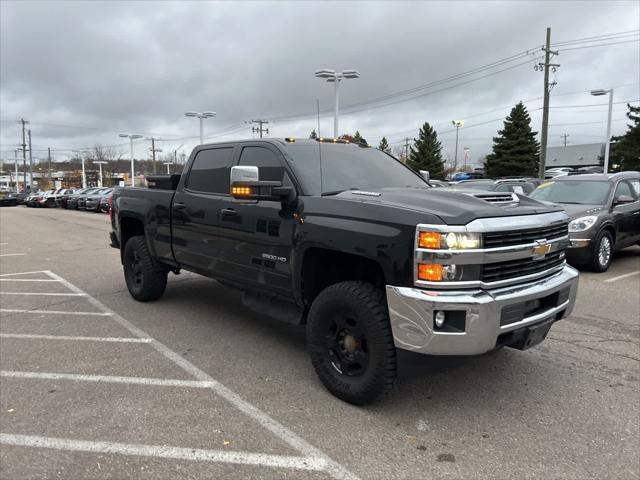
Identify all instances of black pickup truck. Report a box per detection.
[110,138,579,404]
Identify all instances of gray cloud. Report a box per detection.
[1,0,638,165]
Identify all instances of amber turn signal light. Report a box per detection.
[418,263,443,281]
[418,231,441,249]
[232,186,252,196]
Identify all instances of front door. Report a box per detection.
[611,179,640,248]
[215,143,296,297]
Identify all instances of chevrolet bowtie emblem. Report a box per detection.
[533,239,551,260]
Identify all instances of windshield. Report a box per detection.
[285,144,428,195]
[530,180,611,205]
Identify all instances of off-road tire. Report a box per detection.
[590,230,614,272]
[307,281,397,405]
[123,235,168,301]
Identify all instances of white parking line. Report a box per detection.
[0,309,112,316]
[0,253,27,257]
[1,371,210,388]
[0,279,59,282]
[0,292,86,296]
[0,270,49,277]
[0,434,327,472]
[43,270,358,480]
[604,270,640,283]
[0,334,153,343]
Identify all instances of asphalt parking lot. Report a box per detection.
[0,207,638,479]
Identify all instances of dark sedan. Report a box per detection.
[67,187,101,210]
[530,172,640,272]
[85,188,113,212]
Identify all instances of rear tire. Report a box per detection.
[123,235,168,301]
[590,230,613,272]
[307,281,397,405]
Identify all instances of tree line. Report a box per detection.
[316,102,639,180]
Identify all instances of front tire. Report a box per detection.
[307,281,397,405]
[590,230,613,272]
[123,235,168,301]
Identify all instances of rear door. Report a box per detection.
[214,143,296,296]
[171,145,237,274]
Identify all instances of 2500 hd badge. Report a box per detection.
[110,138,578,405]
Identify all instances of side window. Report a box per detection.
[614,180,635,200]
[186,147,234,194]
[628,179,640,199]
[494,184,510,192]
[238,146,287,183]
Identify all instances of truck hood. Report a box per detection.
[334,188,564,225]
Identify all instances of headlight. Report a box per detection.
[418,231,481,249]
[568,216,597,232]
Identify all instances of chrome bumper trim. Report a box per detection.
[386,265,579,356]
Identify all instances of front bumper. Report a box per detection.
[386,265,579,355]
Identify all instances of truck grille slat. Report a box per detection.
[484,222,568,248]
[481,251,565,282]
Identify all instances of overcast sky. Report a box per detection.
[1,0,639,167]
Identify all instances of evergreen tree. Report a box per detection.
[309,129,317,139]
[378,136,391,153]
[484,102,540,177]
[407,122,445,179]
[610,104,640,171]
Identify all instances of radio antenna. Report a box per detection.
[317,98,323,195]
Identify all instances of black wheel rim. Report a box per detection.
[130,251,143,287]
[325,314,369,376]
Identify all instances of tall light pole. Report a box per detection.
[13,149,19,192]
[95,161,108,187]
[163,161,173,174]
[591,88,614,173]
[185,111,216,144]
[119,133,143,187]
[72,150,87,188]
[452,120,464,170]
[315,68,360,138]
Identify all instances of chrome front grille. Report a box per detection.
[484,221,569,248]
[481,250,565,283]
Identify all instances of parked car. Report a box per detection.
[85,188,113,212]
[111,137,578,405]
[545,167,575,179]
[67,187,101,210]
[99,189,116,213]
[54,189,76,208]
[24,192,41,207]
[448,178,537,195]
[530,171,640,272]
[0,191,18,206]
[38,188,65,208]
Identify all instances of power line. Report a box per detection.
[558,39,639,52]
[552,29,639,46]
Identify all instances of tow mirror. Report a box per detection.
[230,165,294,203]
[419,170,430,182]
[613,194,635,205]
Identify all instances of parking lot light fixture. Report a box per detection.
[163,161,173,174]
[315,68,360,138]
[119,133,143,187]
[185,111,216,145]
[452,120,464,171]
[94,161,108,187]
[590,88,614,174]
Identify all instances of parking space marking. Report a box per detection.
[0,253,27,257]
[1,371,214,388]
[0,279,59,282]
[0,309,112,316]
[0,270,50,277]
[0,434,328,472]
[0,334,153,343]
[604,270,640,283]
[0,292,86,296]
[1,270,358,480]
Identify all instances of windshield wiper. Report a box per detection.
[321,187,360,197]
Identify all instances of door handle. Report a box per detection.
[220,208,238,219]
[173,202,186,210]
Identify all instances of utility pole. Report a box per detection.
[538,27,560,179]
[47,147,52,179]
[20,118,28,191]
[251,119,269,139]
[145,137,162,174]
[28,129,33,189]
[560,133,570,147]
[403,137,411,163]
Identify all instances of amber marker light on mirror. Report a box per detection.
[232,186,252,196]
[418,231,441,249]
[418,263,444,281]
